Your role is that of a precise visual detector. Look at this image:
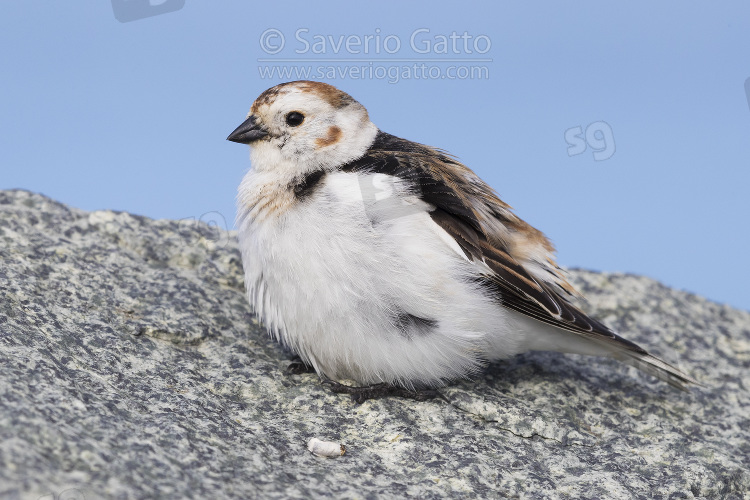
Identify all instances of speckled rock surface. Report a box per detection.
[0,189,748,500]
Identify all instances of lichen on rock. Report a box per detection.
[0,189,748,499]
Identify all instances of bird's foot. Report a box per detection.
[322,378,446,404]
[286,356,315,375]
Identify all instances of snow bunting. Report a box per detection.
[227,80,697,399]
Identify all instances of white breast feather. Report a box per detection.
[237,169,546,388]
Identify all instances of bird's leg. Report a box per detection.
[286,355,315,375]
[322,378,447,404]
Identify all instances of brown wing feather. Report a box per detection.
[339,131,700,388]
[345,131,647,354]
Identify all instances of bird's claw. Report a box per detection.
[322,378,445,404]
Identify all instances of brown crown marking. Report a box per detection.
[251,81,357,114]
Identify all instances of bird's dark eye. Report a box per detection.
[285,111,305,127]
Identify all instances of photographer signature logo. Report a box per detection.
[565,121,616,161]
[111,0,185,23]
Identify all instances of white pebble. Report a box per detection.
[307,438,346,458]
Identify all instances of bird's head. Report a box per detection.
[228,81,378,173]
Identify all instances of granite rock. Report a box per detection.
[0,189,748,499]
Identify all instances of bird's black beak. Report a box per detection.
[227,115,268,144]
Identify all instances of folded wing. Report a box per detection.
[340,131,698,390]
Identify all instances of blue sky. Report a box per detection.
[2,2,749,311]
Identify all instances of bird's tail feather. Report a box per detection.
[610,349,701,391]
[508,313,701,390]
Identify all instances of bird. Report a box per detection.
[227,80,698,401]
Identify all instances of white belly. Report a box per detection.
[237,170,522,388]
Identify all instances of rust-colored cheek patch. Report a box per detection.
[316,126,342,148]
